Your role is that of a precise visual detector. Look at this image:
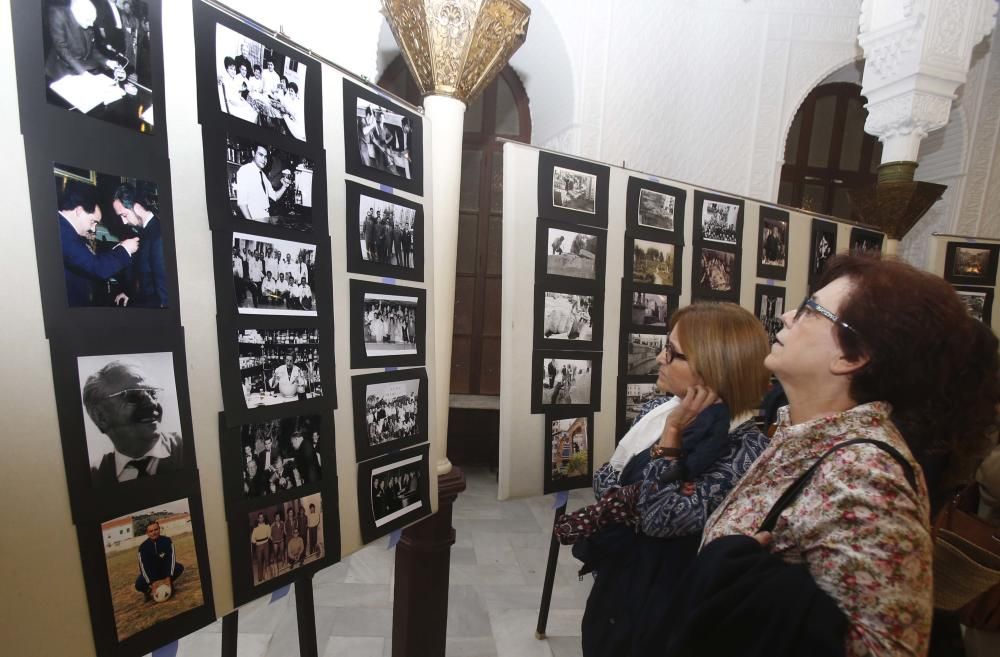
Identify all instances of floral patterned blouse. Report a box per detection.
[702,402,932,657]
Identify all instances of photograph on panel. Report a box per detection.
[232,232,316,316]
[552,165,597,214]
[362,291,419,357]
[226,134,315,232]
[623,382,661,427]
[248,493,323,586]
[542,291,594,342]
[698,248,736,292]
[541,357,594,406]
[954,286,993,325]
[215,23,306,140]
[637,188,676,232]
[700,200,740,245]
[809,220,837,281]
[42,0,156,133]
[849,227,884,256]
[358,190,417,269]
[55,164,169,309]
[238,328,323,407]
[626,333,667,376]
[370,454,424,529]
[77,351,183,487]
[239,415,322,499]
[102,498,204,641]
[629,291,671,328]
[546,415,591,490]
[546,226,599,280]
[354,96,415,180]
[953,247,992,278]
[363,377,421,450]
[631,239,675,287]
[754,285,785,347]
[759,216,788,268]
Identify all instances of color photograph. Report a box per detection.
[631,239,675,287]
[545,414,592,493]
[248,493,324,586]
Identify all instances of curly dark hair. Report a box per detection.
[817,255,1000,472]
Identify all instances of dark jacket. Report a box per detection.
[45,7,110,79]
[91,432,184,487]
[138,536,180,583]
[125,215,168,308]
[60,215,131,307]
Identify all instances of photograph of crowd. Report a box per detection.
[77,351,183,487]
[700,200,740,244]
[849,228,883,256]
[363,377,420,450]
[355,97,414,180]
[216,23,306,141]
[362,292,418,357]
[55,164,169,309]
[371,455,423,528]
[238,328,322,407]
[358,192,416,269]
[238,415,322,499]
[631,239,675,287]
[545,226,598,280]
[637,188,675,232]
[626,333,666,376]
[540,357,593,406]
[248,493,323,586]
[101,498,203,641]
[629,291,671,327]
[623,383,661,428]
[541,292,593,342]
[231,232,316,316]
[42,0,156,132]
[759,217,787,267]
[547,416,590,484]
[226,135,314,232]
[698,248,735,292]
[552,166,597,214]
[956,289,989,324]
[755,285,785,346]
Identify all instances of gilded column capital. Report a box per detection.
[381,0,530,104]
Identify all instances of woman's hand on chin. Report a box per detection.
[658,385,719,448]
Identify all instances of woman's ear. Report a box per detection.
[830,351,869,377]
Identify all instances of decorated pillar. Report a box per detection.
[850,0,998,251]
[379,3,529,655]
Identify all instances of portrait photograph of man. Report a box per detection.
[101,498,204,641]
[55,164,170,309]
[226,134,314,232]
[77,351,184,487]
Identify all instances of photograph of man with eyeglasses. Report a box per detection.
[77,351,184,487]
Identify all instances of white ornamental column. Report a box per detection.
[851,0,998,249]
[382,0,530,475]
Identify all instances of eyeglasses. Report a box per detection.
[664,334,687,364]
[794,297,862,337]
[106,387,162,403]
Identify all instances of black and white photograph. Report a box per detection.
[849,227,884,256]
[756,206,789,280]
[354,96,416,181]
[696,248,736,293]
[809,218,838,284]
[629,239,676,288]
[215,23,307,141]
[944,242,1000,286]
[247,493,324,587]
[552,165,597,214]
[357,444,431,543]
[101,498,205,642]
[231,232,317,316]
[544,413,593,493]
[625,333,666,376]
[625,177,686,242]
[41,0,156,133]
[351,369,428,462]
[627,290,672,328]
[237,328,323,408]
[954,286,993,325]
[237,415,322,499]
[225,134,315,232]
[621,383,661,432]
[77,351,184,488]
[362,291,418,357]
[358,192,417,268]
[545,226,599,280]
[754,284,786,347]
[55,163,171,309]
[539,291,594,342]
[700,200,740,245]
[537,356,596,407]
[637,188,675,232]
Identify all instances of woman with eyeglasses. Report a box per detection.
[557,302,771,657]
[679,255,1000,657]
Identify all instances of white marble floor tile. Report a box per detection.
[488,608,554,657]
[445,585,493,638]
[547,636,584,657]
[312,582,390,608]
[445,636,500,657]
[322,636,384,657]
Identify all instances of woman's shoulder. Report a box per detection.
[633,395,674,425]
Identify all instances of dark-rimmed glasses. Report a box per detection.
[794,297,861,337]
[106,387,162,403]
[664,334,687,363]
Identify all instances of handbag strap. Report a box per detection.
[759,438,918,533]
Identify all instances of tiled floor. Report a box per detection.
[169,467,593,657]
